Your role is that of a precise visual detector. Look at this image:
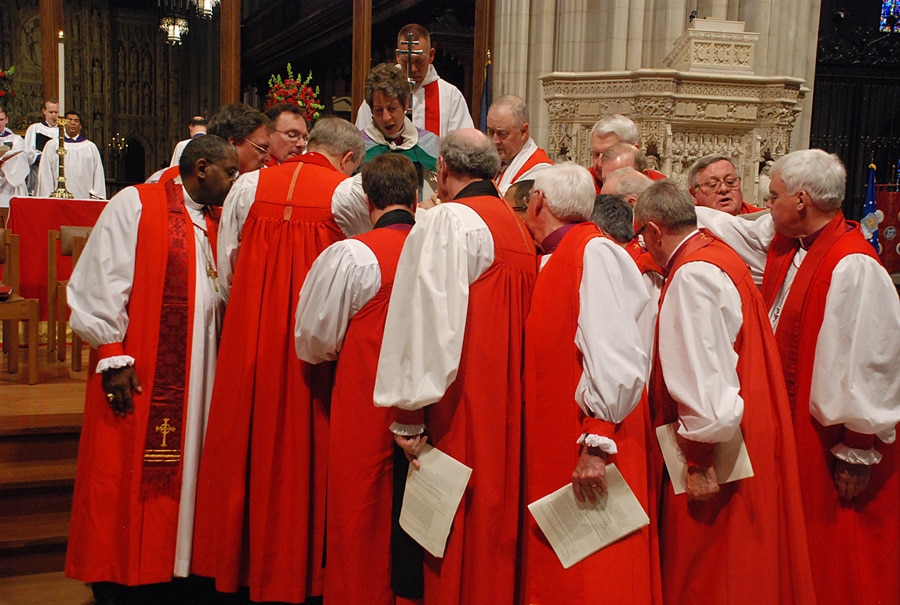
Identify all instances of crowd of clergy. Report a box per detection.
[10,21,895,605]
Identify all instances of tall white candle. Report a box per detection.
[58,30,65,113]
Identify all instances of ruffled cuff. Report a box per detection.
[390,421,426,436]
[830,443,883,465]
[95,355,135,373]
[576,433,618,455]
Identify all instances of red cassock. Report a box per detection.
[421,195,536,605]
[521,222,661,605]
[192,154,347,603]
[761,213,900,604]
[324,225,411,605]
[66,182,209,585]
[651,232,816,604]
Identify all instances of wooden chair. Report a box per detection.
[0,228,39,384]
[0,207,9,228]
[48,226,92,371]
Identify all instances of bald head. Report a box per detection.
[600,167,653,204]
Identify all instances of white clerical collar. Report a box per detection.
[665,229,701,267]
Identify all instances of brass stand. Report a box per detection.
[49,116,74,199]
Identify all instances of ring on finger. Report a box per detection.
[106,393,115,402]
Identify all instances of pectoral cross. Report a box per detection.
[207,261,218,292]
[396,32,422,120]
[155,417,177,448]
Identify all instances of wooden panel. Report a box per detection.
[351,0,372,122]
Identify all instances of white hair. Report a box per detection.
[590,114,638,144]
[771,149,846,212]
[533,163,596,222]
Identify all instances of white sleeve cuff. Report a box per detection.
[390,421,426,436]
[830,443,883,465]
[95,355,135,374]
[576,433,618,455]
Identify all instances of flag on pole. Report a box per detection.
[478,51,492,133]
[860,163,880,253]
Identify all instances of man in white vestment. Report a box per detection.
[24,98,60,195]
[355,23,473,138]
[169,115,207,167]
[488,95,553,195]
[0,107,29,207]
[36,110,106,199]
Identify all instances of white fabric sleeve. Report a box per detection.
[809,254,900,442]
[216,170,260,304]
[637,270,664,370]
[66,187,142,362]
[89,142,107,200]
[574,238,650,426]
[294,239,381,364]
[0,134,28,188]
[658,260,744,443]
[36,138,58,198]
[332,174,372,237]
[441,80,475,133]
[373,203,494,410]
[694,206,773,286]
[354,101,372,131]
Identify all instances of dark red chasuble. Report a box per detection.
[650,232,815,604]
[761,212,899,604]
[192,153,347,603]
[66,181,204,586]
[323,224,412,605]
[521,222,661,605]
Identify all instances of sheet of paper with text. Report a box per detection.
[399,444,472,558]
[656,421,754,495]
[527,464,650,569]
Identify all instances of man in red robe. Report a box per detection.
[488,95,553,195]
[520,164,659,604]
[294,153,419,605]
[696,149,900,604]
[374,128,537,605]
[64,135,239,603]
[635,180,816,604]
[191,117,369,604]
[689,154,761,216]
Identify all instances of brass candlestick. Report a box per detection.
[49,116,74,199]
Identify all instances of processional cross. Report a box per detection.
[396,32,422,121]
[49,116,74,199]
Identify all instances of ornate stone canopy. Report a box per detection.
[541,19,808,204]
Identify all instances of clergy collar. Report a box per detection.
[799,222,828,250]
[539,223,578,255]
[664,229,701,269]
[42,121,55,127]
[191,132,207,139]
[64,135,87,143]
[365,117,419,151]
[454,179,501,200]
[0,128,12,137]
[374,208,415,229]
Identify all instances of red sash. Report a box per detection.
[424,81,441,136]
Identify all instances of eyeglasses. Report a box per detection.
[635,224,647,238]
[275,129,309,143]
[243,138,269,155]
[696,175,741,194]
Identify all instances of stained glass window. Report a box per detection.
[881,0,900,32]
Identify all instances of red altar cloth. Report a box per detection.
[7,197,107,319]
[876,187,900,274]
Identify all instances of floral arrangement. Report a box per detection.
[264,64,324,122]
[0,66,17,106]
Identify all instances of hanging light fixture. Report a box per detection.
[159,0,191,46]
[160,16,190,45]
[194,0,220,19]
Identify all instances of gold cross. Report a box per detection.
[206,261,219,292]
[155,417,177,448]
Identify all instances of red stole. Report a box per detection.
[651,230,815,604]
[424,80,441,136]
[760,212,878,408]
[498,147,554,185]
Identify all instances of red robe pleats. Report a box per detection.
[192,155,346,603]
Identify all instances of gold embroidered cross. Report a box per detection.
[155,417,177,448]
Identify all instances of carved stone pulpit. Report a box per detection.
[541,19,808,204]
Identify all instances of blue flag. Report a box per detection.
[478,53,492,133]
[860,163,880,253]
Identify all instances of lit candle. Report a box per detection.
[58,30,65,113]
